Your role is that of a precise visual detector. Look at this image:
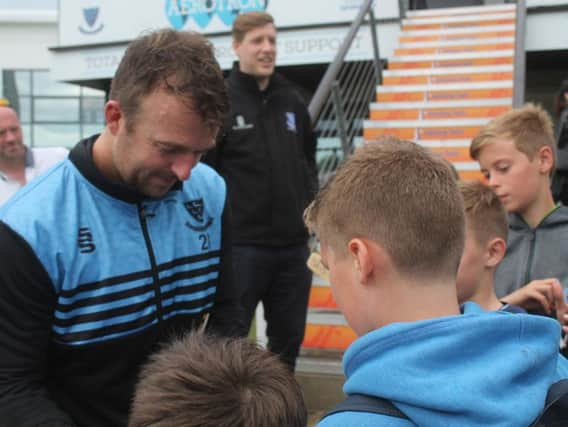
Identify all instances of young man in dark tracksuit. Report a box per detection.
[204,11,317,370]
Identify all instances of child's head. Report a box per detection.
[469,104,555,215]
[305,138,464,331]
[129,333,307,427]
[456,181,508,305]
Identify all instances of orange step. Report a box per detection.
[460,170,485,181]
[388,56,513,69]
[384,72,513,85]
[364,126,482,141]
[303,324,357,351]
[370,105,510,120]
[402,19,515,31]
[308,286,337,309]
[400,30,515,43]
[376,88,513,102]
[395,43,514,56]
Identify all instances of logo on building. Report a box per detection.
[165,0,268,31]
[79,6,104,34]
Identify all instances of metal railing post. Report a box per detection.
[398,0,406,20]
[331,81,351,158]
[513,0,526,107]
[308,0,374,121]
[368,8,383,86]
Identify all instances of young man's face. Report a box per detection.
[477,138,545,216]
[110,90,217,198]
[456,221,486,304]
[233,23,276,83]
[0,107,25,163]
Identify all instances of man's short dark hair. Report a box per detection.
[110,29,228,131]
[129,333,307,427]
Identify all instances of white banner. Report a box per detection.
[58,0,399,47]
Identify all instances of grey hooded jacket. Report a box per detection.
[495,205,568,298]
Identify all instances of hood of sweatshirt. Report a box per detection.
[338,303,568,426]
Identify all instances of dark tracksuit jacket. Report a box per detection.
[203,65,318,247]
[0,136,241,426]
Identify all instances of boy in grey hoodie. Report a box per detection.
[471,103,568,330]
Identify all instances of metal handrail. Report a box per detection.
[512,0,526,107]
[308,0,376,122]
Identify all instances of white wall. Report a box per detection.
[0,22,57,69]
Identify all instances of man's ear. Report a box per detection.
[104,100,123,136]
[347,238,388,285]
[537,145,554,175]
[232,39,241,56]
[485,237,506,268]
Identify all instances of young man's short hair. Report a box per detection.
[305,137,465,280]
[458,181,508,246]
[110,29,228,131]
[470,103,556,168]
[129,333,307,427]
[232,11,274,42]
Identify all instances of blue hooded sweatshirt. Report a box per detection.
[318,303,568,427]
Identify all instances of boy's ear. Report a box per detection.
[347,238,388,285]
[537,145,554,175]
[485,237,506,268]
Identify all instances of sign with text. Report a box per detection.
[58,0,399,47]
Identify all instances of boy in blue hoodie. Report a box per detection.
[306,138,568,426]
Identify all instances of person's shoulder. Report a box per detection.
[317,411,413,427]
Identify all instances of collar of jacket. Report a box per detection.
[229,62,288,95]
[69,134,182,204]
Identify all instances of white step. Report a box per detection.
[417,139,472,148]
[402,24,514,37]
[370,98,512,110]
[307,311,348,326]
[384,65,513,77]
[296,356,343,376]
[406,4,515,18]
[452,162,480,171]
[399,37,514,48]
[402,12,515,26]
[389,50,513,62]
[376,81,512,93]
[364,118,489,128]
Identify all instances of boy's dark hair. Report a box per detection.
[110,29,228,132]
[129,333,307,427]
[458,181,508,246]
[232,11,274,42]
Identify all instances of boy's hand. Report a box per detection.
[501,279,566,325]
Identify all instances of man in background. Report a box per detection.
[0,106,67,205]
[203,11,317,371]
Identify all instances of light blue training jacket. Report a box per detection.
[319,302,568,427]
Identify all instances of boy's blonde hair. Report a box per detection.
[470,103,556,170]
[232,11,274,43]
[305,137,465,280]
[458,181,508,246]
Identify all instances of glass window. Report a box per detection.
[17,97,32,123]
[33,124,80,148]
[33,71,80,96]
[81,97,105,123]
[81,124,104,139]
[34,98,80,122]
[14,71,31,96]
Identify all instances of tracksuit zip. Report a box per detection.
[138,204,164,322]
